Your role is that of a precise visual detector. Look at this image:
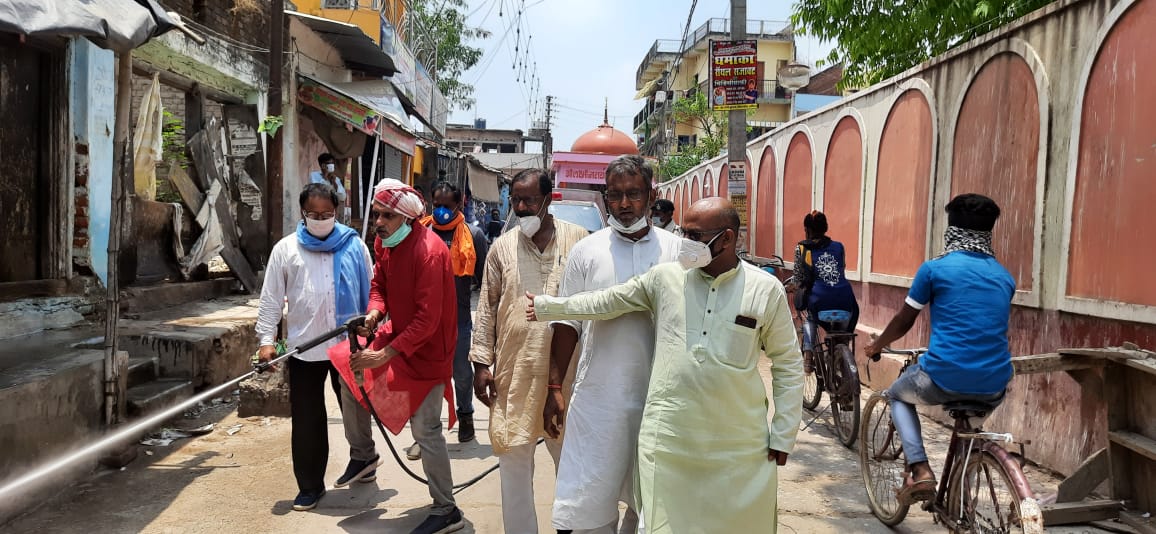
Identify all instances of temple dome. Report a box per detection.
[570,120,639,155]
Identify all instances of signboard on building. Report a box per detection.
[298,78,383,136]
[710,39,759,111]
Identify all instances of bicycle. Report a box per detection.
[738,251,786,282]
[798,309,861,448]
[858,347,1044,533]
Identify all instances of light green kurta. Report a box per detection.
[535,261,804,533]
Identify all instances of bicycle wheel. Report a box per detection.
[859,393,910,526]
[945,450,1028,533]
[830,343,861,448]
[801,352,822,411]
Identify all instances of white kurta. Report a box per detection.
[536,261,804,533]
[255,234,373,361]
[550,227,681,530]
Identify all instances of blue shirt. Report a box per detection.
[906,251,1015,395]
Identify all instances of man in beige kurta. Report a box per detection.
[470,169,588,534]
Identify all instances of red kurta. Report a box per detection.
[330,223,457,434]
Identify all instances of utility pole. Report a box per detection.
[544,95,554,167]
[727,1,748,240]
[266,0,284,253]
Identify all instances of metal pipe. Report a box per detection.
[361,136,382,237]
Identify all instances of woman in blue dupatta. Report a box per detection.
[254,183,378,511]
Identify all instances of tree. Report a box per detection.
[408,0,491,110]
[657,92,748,181]
[791,0,1056,89]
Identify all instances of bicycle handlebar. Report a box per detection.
[738,251,785,268]
[881,347,929,356]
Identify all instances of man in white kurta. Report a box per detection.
[545,156,681,534]
[531,198,804,533]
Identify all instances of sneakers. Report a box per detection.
[410,507,464,534]
[292,489,325,511]
[334,455,381,487]
[457,412,475,443]
[406,442,422,461]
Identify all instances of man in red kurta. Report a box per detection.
[338,178,464,534]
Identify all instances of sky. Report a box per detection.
[446,0,834,153]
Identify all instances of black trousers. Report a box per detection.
[289,356,343,493]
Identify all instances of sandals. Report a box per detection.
[896,475,937,505]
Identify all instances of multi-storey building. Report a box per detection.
[633,19,796,157]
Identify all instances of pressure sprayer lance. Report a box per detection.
[0,321,351,501]
[0,316,516,502]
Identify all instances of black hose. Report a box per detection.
[357,384,529,494]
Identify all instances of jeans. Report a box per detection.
[454,319,475,416]
[886,364,1006,465]
[411,383,457,514]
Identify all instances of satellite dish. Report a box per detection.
[778,62,812,91]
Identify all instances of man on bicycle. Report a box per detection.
[787,211,859,374]
[863,193,1015,505]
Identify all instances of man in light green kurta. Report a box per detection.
[529,198,804,533]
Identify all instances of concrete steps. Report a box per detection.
[126,356,158,388]
[126,378,194,418]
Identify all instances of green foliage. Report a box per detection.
[258,115,284,138]
[791,0,1056,90]
[657,93,752,182]
[409,0,491,110]
[161,110,189,169]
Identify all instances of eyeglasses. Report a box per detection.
[303,211,336,220]
[603,190,646,204]
[676,227,725,242]
[511,195,544,208]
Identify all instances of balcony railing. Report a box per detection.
[636,39,683,84]
[682,18,792,51]
[633,96,670,133]
[688,79,791,105]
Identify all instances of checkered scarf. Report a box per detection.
[941,225,995,257]
[372,179,425,219]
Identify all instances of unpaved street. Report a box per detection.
[6,360,1103,533]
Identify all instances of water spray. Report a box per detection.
[0,323,347,501]
[0,316,512,502]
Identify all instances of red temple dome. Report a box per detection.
[570,120,639,155]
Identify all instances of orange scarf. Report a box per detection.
[420,211,476,277]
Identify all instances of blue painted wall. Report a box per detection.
[70,41,116,286]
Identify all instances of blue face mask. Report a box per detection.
[380,220,413,248]
[432,206,454,225]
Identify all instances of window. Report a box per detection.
[322,0,357,9]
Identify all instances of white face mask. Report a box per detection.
[609,214,649,235]
[650,216,665,227]
[305,216,336,238]
[677,232,723,270]
[518,216,541,237]
[325,163,336,173]
[515,200,548,237]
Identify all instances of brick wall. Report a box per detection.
[73,143,90,271]
[163,0,272,51]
